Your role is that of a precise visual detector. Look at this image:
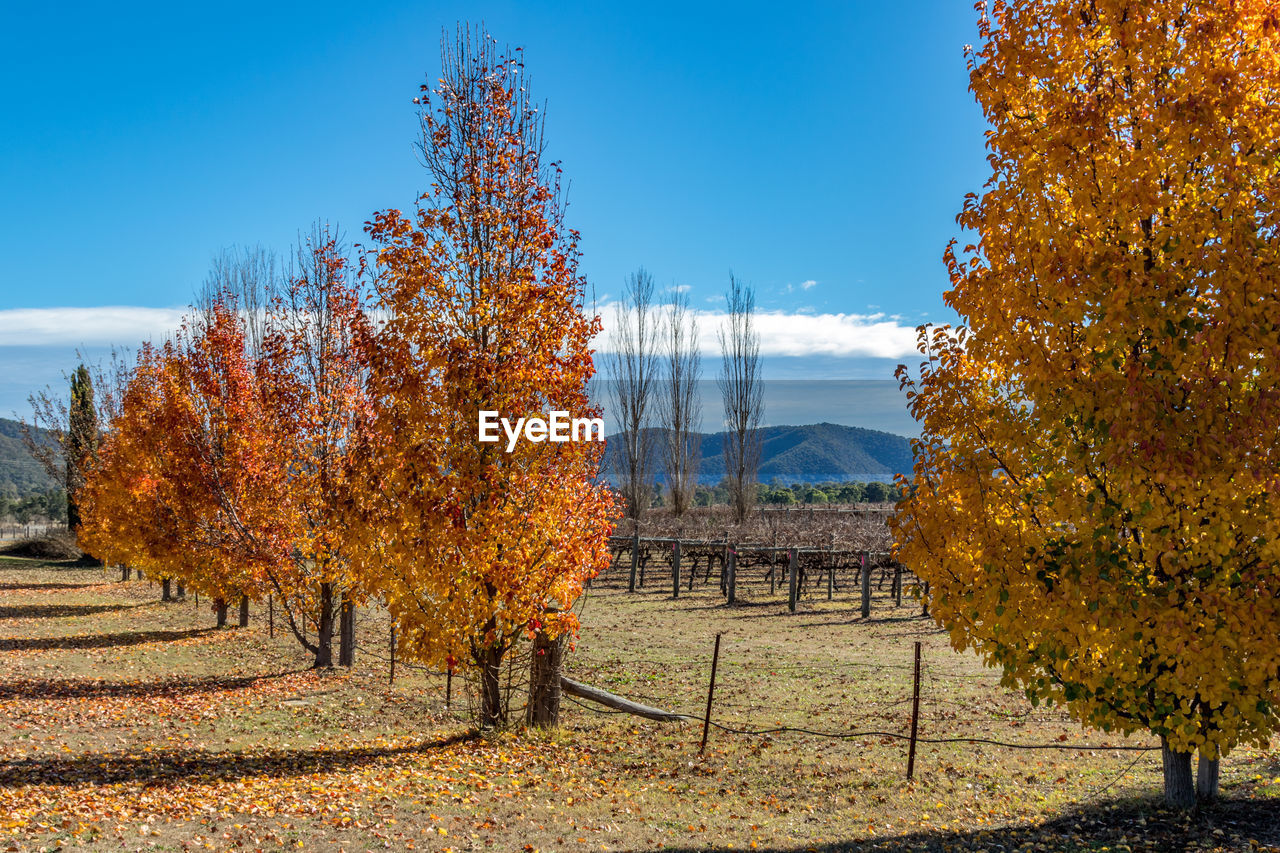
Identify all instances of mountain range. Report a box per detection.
[0,417,917,499]
[604,422,914,485]
[0,417,58,498]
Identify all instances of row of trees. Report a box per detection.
[756,481,893,506]
[23,363,101,531]
[645,479,894,509]
[71,28,614,729]
[607,271,764,526]
[0,489,66,525]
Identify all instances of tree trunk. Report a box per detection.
[1162,738,1195,809]
[238,595,249,628]
[161,578,172,602]
[214,597,228,629]
[1197,751,1220,801]
[176,582,185,599]
[560,676,691,722]
[338,594,355,667]
[121,565,130,582]
[527,629,565,727]
[314,582,334,668]
[478,645,506,729]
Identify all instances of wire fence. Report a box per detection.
[0,522,61,543]
[114,567,1161,796]
[553,635,1161,804]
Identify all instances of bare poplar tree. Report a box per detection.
[658,289,701,516]
[718,275,763,524]
[608,268,659,524]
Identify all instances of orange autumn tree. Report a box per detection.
[352,29,615,728]
[80,344,193,596]
[891,0,1280,808]
[82,242,372,664]
[166,282,371,662]
[79,335,263,625]
[148,306,284,626]
[258,227,373,667]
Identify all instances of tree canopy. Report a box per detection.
[890,0,1280,808]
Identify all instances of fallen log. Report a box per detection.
[560,676,694,722]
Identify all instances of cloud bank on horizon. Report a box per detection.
[0,307,188,348]
[592,304,921,360]
[0,305,924,435]
[0,304,925,361]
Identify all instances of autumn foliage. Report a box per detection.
[891,0,1280,807]
[78,31,612,725]
[350,31,614,728]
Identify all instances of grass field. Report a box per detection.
[0,554,1277,851]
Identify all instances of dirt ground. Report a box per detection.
[0,554,1277,851]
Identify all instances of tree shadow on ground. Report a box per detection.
[0,602,149,619]
[795,613,928,629]
[0,627,216,652]
[673,600,794,614]
[648,794,1280,851]
[0,581,107,592]
[0,553,94,568]
[0,670,299,701]
[0,732,476,789]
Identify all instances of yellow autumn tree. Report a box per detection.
[350,28,615,728]
[891,0,1280,808]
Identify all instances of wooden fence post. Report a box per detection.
[726,548,736,605]
[826,555,834,601]
[861,552,871,619]
[894,566,902,607]
[389,624,396,684]
[907,641,921,780]
[628,532,639,593]
[788,548,798,613]
[700,633,722,755]
[672,540,681,599]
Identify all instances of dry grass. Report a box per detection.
[0,555,1276,851]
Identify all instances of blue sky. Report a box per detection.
[0,1,989,430]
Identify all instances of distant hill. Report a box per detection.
[604,423,913,485]
[0,417,59,499]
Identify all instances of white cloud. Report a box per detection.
[0,303,922,362]
[593,303,919,359]
[800,279,817,290]
[668,284,691,293]
[0,307,188,347]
